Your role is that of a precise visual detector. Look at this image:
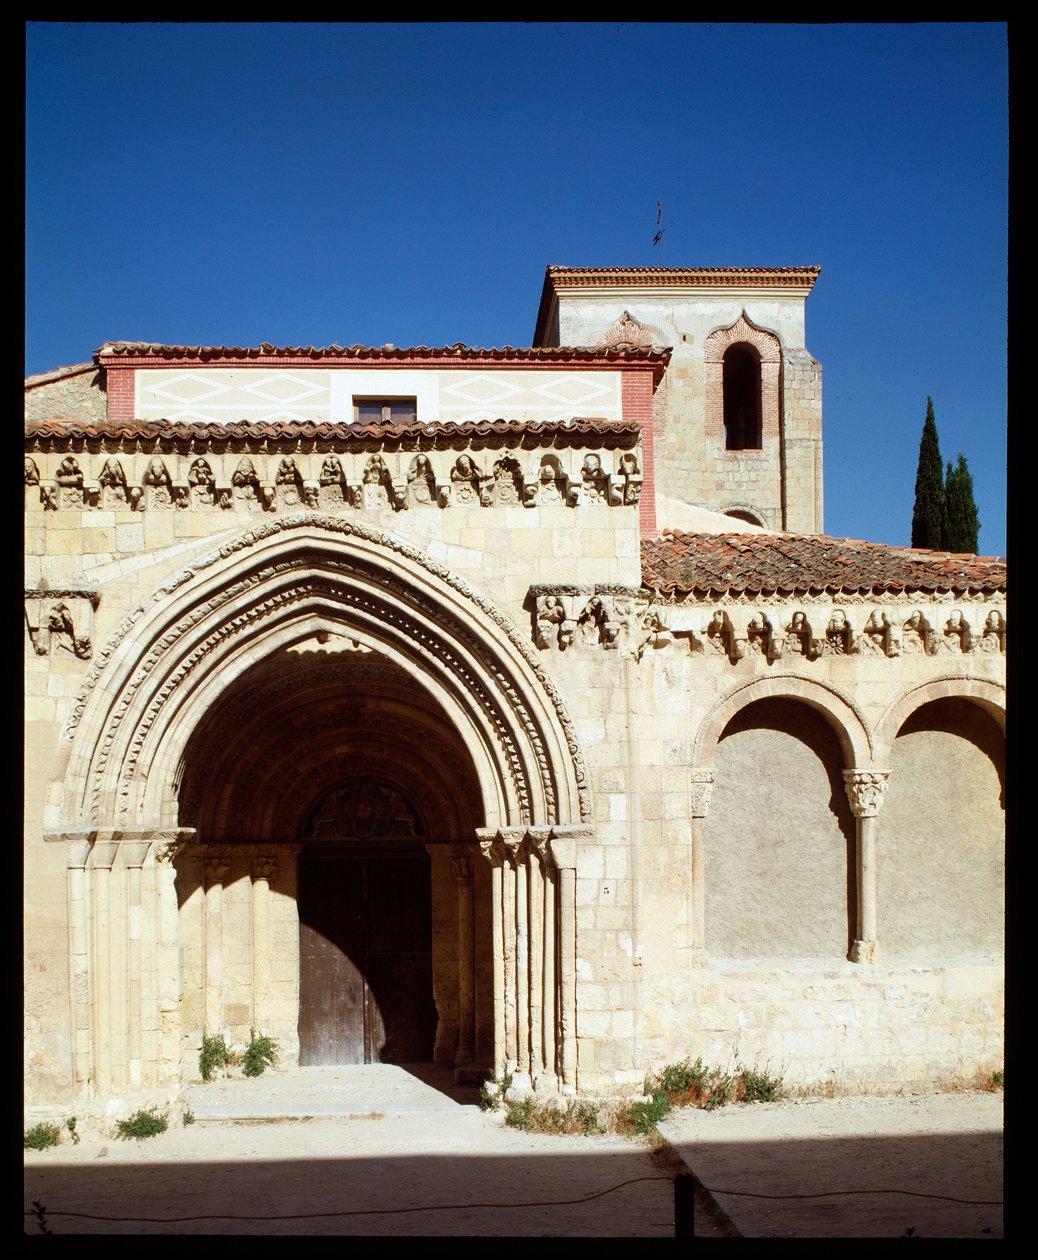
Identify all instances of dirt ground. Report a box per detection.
[23,1068,1004,1240]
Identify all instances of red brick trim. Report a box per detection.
[703,315,781,447]
[105,366,135,424]
[623,370,657,535]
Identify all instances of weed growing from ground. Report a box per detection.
[182,1108,196,1126]
[116,1108,168,1140]
[24,1123,61,1151]
[199,1032,232,1082]
[66,1116,80,1145]
[242,1031,278,1078]
[992,1070,1004,1090]
[482,1057,784,1143]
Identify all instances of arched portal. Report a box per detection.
[175,636,487,1068]
[56,515,590,1096]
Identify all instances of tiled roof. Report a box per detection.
[545,265,822,286]
[25,415,642,449]
[24,362,97,388]
[93,341,669,369]
[641,531,1006,597]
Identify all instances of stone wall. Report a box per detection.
[24,367,107,423]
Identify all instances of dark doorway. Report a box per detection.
[298,844,437,1065]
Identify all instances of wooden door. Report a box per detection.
[298,846,436,1065]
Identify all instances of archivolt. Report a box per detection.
[60,513,590,830]
[873,676,1006,764]
[693,673,873,769]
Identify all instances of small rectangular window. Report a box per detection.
[353,398,417,424]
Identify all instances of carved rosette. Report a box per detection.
[842,770,891,818]
[689,769,716,819]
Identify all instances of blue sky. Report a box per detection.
[26,22,1007,555]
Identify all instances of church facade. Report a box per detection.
[24,266,1005,1118]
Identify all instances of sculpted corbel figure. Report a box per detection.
[360,454,396,509]
[575,452,608,505]
[405,454,437,508]
[491,454,523,505]
[936,609,970,654]
[704,610,732,658]
[56,455,84,508]
[143,456,174,509]
[98,456,128,507]
[24,457,40,486]
[449,454,484,505]
[745,613,771,658]
[533,456,566,506]
[858,610,891,656]
[901,609,930,655]
[535,595,567,649]
[977,609,1005,654]
[232,457,260,503]
[188,457,217,506]
[821,608,852,655]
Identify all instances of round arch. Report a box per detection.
[693,673,873,769]
[874,676,1006,764]
[58,513,590,833]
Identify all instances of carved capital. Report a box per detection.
[842,770,891,818]
[688,769,716,819]
[203,856,231,887]
[250,852,278,881]
[149,829,192,865]
[450,851,474,883]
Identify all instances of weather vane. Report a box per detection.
[652,201,663,264]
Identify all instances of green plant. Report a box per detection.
[992,1070,1004,1089]
[242,1031,278,1078]
[479,1071,512,1112]
[24,1122,62,1151]
[704,1072,734,1110]
[615,1090,671,1137]
[66,1115,80,1144]
[116,1108,168,1140]
[182,1107,196,1126]
[199,1031,231,1082]
[504,1098,535,1130]
[736,1064,783,1103]
[911,396,945,550]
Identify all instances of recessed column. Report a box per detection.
[450,848,476,1070]
[250,851,278,1034]
[203,851,231,1038]
[843,770,891,964]
[689,770,716,967]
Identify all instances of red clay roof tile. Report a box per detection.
[641,530,1006,597]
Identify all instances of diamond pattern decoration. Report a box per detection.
[440,374,526,405]
[532,375,616,405]
[143,373,232,404]
[239,373,328,404]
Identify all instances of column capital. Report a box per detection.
[450,851,474,882]
[250,851,278,881]
[842,770,891,818]
[203,854,231,887]
[148,829,193,865]
[689,769,716,819]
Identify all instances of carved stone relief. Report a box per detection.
[573,453,608,505]
[449,455,485,506]
[25,589,99,660]
[405,455,438,508]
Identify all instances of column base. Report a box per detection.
[690,944,710,968]
[850,939,878,964]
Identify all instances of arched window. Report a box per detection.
[722,344,762,449]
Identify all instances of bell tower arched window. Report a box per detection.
[722,344,762,449]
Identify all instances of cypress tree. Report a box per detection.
[943,453,981,554]
[911,397,945,550]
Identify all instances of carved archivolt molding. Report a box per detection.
[63,514,591,829]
